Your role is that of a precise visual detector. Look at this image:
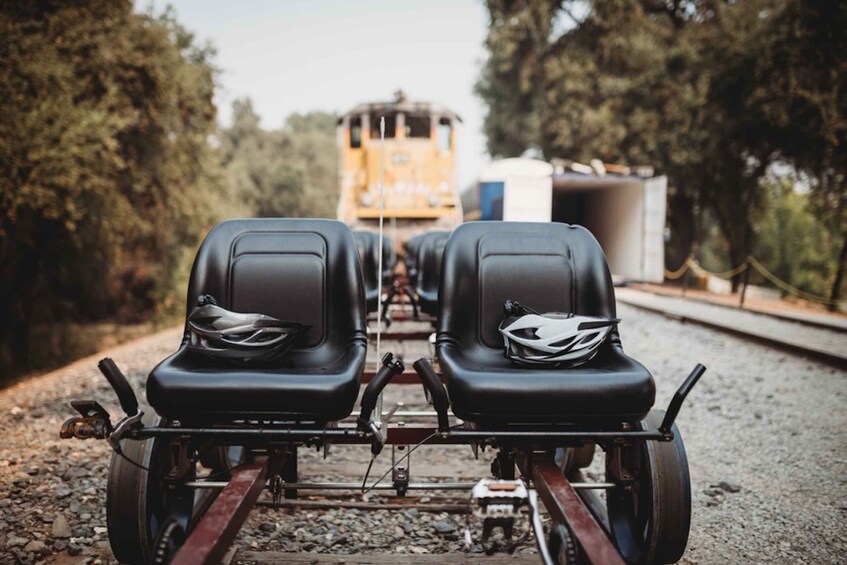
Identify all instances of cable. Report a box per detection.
[359,456,377,493]
[359,423,467,494]
[114,444,251,481]
[528,489,555,565]
[360,431,438,495]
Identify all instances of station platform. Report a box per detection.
[615,287,847,368]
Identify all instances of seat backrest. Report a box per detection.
[415,231,450,294]
[437,222,618,353]
[353,230,379,293]
[186,219,365,358]
[404,233,426,284]
[380,235,395,284]
[353,231,394,287]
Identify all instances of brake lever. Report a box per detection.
[107,412,144,454]
[60,358,145,453]
[358,352,405,455]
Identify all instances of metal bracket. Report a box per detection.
[391,443,411,496]
[59,400,113,441]
[106,412,143,454]
[471,479,528,552]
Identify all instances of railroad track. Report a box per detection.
[230,552,540,564]
[2,307,845,564]
[615,288,847,369]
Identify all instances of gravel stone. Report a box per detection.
[433,520,456,534]
[53,540,68,552]
[51,513,72,538]
[718,480,743,493]
[22,540,48,555]
[67,543,82,556]
[1,313,845,563]
[6,535,28,547]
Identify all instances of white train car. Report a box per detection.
[462,158,667,283]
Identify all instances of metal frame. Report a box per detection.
[60,334,705,565]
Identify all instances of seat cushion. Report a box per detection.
[439,343,655,424]
[147,218,368,423]
[436,222,656,424]
[148,343,366,423]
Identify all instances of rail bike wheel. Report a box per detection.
[547,522,579,565]
[199,444,245,478]
[106,417,196,565]
[605,410,691,564]
[555,442,596,474]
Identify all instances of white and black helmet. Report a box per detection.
[187,295,310,365]
[498,300,620,367]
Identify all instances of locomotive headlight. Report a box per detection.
[360,192,373,207]
[427,195,439,207]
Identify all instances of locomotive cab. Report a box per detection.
[337,91,462,234]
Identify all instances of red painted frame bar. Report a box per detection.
[170,457,269,565]
[520,452,625,565]
[361,369,434,384]
[371,330,433,341]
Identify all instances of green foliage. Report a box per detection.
[476,0,846,299]
[0,0,223,375]
[753,178,841,299]
[220,98,338,220]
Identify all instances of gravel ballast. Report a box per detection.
[0,304,845,564]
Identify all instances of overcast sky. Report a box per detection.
[143,0,491,189]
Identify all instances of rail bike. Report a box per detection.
[60,218,704,564]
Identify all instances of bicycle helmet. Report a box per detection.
[498,300,620,367]
[187,295,310,365]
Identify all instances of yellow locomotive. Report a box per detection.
[336,91,462,239]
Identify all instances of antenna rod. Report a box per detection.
[375,116,386,423]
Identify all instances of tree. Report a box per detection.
[754,177,837,298]
[0,0,222,376]
[220,98,338,219]
[476,0,843,296]
[750,1,847,308]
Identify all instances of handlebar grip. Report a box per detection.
[358,353,405,429]
[659,363,706,435]
[98,358,139,417]
[413,358,450,432]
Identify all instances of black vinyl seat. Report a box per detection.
[436,222,655,425]
[403,233,426,286]
[147,219,367,423]
[353,231,394,313]
[415,231,450,317]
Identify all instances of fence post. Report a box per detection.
[738,257,751,309]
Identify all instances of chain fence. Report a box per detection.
[663,256,843,307]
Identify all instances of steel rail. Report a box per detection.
[618,290,847,369]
